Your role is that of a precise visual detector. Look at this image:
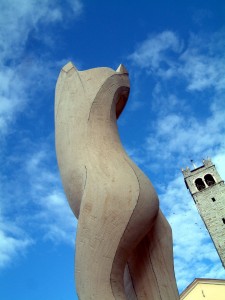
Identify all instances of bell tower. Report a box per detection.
[182,159,225,267]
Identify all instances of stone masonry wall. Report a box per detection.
[183,161,225,268]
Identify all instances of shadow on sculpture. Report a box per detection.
[55,62,179,300]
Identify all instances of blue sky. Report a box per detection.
[1,0,225,299]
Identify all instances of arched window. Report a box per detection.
[195,178,206,191]
[204,174,215,186]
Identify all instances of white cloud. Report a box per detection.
[0,0,84,255]
[179,34,225,91]
[24,146,77,245]
[128,29,225,175]
[159,175,225,292]
[0,214,33,268]
[68,0,83,15]
[0,0,61,60]
[0,0,83,136]
[129,29,225,91]
[129,31,182,70]
[0,230,33,268]
[125,147,146,166]
[127,28,225,292]
[0,166,35,268]
[214,153,225,180]
[0,1,82,266]
[38,191,76,245]
[0,142,76,269]
[146,107,225,166]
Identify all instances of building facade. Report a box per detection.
[182,159,225,267]
[180,278,225,300]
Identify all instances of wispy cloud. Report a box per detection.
[146,108,225,166]
[127,28,225,291]
[0,140,76,269]
[0,163,34,268]
[128,29,225,170]
[129,31,183,71]
[0,0,83,136]
[23,143,76,245]
[26,148,76,245]
[179,32,225,91]
[159,175,225,292]
[0,214,33,268]
[0,0,82,267]
[129,29,225,91]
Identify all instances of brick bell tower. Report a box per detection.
[182,158,225,268]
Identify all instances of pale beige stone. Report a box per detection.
[180,278,225,300]
[55,62,179,300]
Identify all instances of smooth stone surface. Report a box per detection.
[55,62,179,300]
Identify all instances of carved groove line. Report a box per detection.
[110,157,141,299]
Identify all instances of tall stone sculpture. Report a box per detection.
[55,62,179,300]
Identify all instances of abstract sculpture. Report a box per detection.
[55,62,179,300]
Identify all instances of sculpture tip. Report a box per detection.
[62,61,77,73]
[116,64,129,74]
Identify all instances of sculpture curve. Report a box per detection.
[55,62,179,300]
